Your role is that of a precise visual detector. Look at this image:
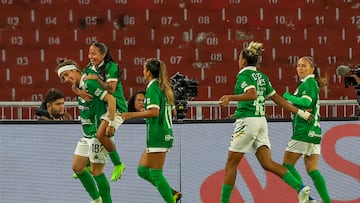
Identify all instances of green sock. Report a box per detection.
[149,169,173,203]
[308,170,331,203]
[137,166,156,186]
[283,163,304,184]
[94,173,112,203]
[108,150,121,166]
[77,170,100,200]
[220,184,234,203]
[282,171,303,191]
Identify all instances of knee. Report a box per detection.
[72,164,83,174]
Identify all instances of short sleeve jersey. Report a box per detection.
[83,61,128,113]
[234,66,275,118]
[145,79,173,148]
[78,75,107,138]
[291,74,322,144]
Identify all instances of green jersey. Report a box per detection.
[78,75,107,138]
[145,79,173,148]
[83,60,128,113]
[234,66,275,118]
[289,74,322,144]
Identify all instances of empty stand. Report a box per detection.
[186,8,227,30]
[0,5,34,30]
[0,29,36,48]
[0,0,359,103]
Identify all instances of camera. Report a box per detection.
[344,66,360,87]
[336,64,360,87]
[170,72,199,119]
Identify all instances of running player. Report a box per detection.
[121,58,181,203]
[219,41,313,203]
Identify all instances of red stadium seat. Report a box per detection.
[0,1,359,103]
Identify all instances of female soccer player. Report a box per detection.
[282,56,331,203]
[56,59,117,203]
[72,42,127,181]
[121,58,181,203]
[218,42,313,203]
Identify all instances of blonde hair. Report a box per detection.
[145,58,175,105]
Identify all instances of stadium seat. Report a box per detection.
[0,1,359,102]
[0,29,36,48]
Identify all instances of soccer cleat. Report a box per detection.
[111,163,126,181]
[308,196,316,203]
[90,197,102,203]
[173,190,182,203]
[298,186,311,203]
[73,165,91,179]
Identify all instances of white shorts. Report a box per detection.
[285,140,321,156]
[74,137,109,164]
[229,117,271,153]
[101,111,124,130]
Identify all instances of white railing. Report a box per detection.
[0,100,358,120]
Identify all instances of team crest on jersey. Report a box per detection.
[94,88,102,96]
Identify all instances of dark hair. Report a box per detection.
[128,90,146,112]
[90,42,122,80]
[144,58,174,104]
[44,88,65,104]
[144,58,161,78]
[55,58,80,72]
[241,41,264,66]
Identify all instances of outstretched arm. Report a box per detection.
[121,108,159,120]
[219,88,257,107]
[283,92,312,108]
[270,93,312,121]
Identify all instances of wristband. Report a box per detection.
[108,120,116,128]
[296,109,310,120]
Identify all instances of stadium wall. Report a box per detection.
[0,121,359,203]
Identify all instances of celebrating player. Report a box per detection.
[56,59,118,203]
[219,42,313,203]
[72,42,127,181]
